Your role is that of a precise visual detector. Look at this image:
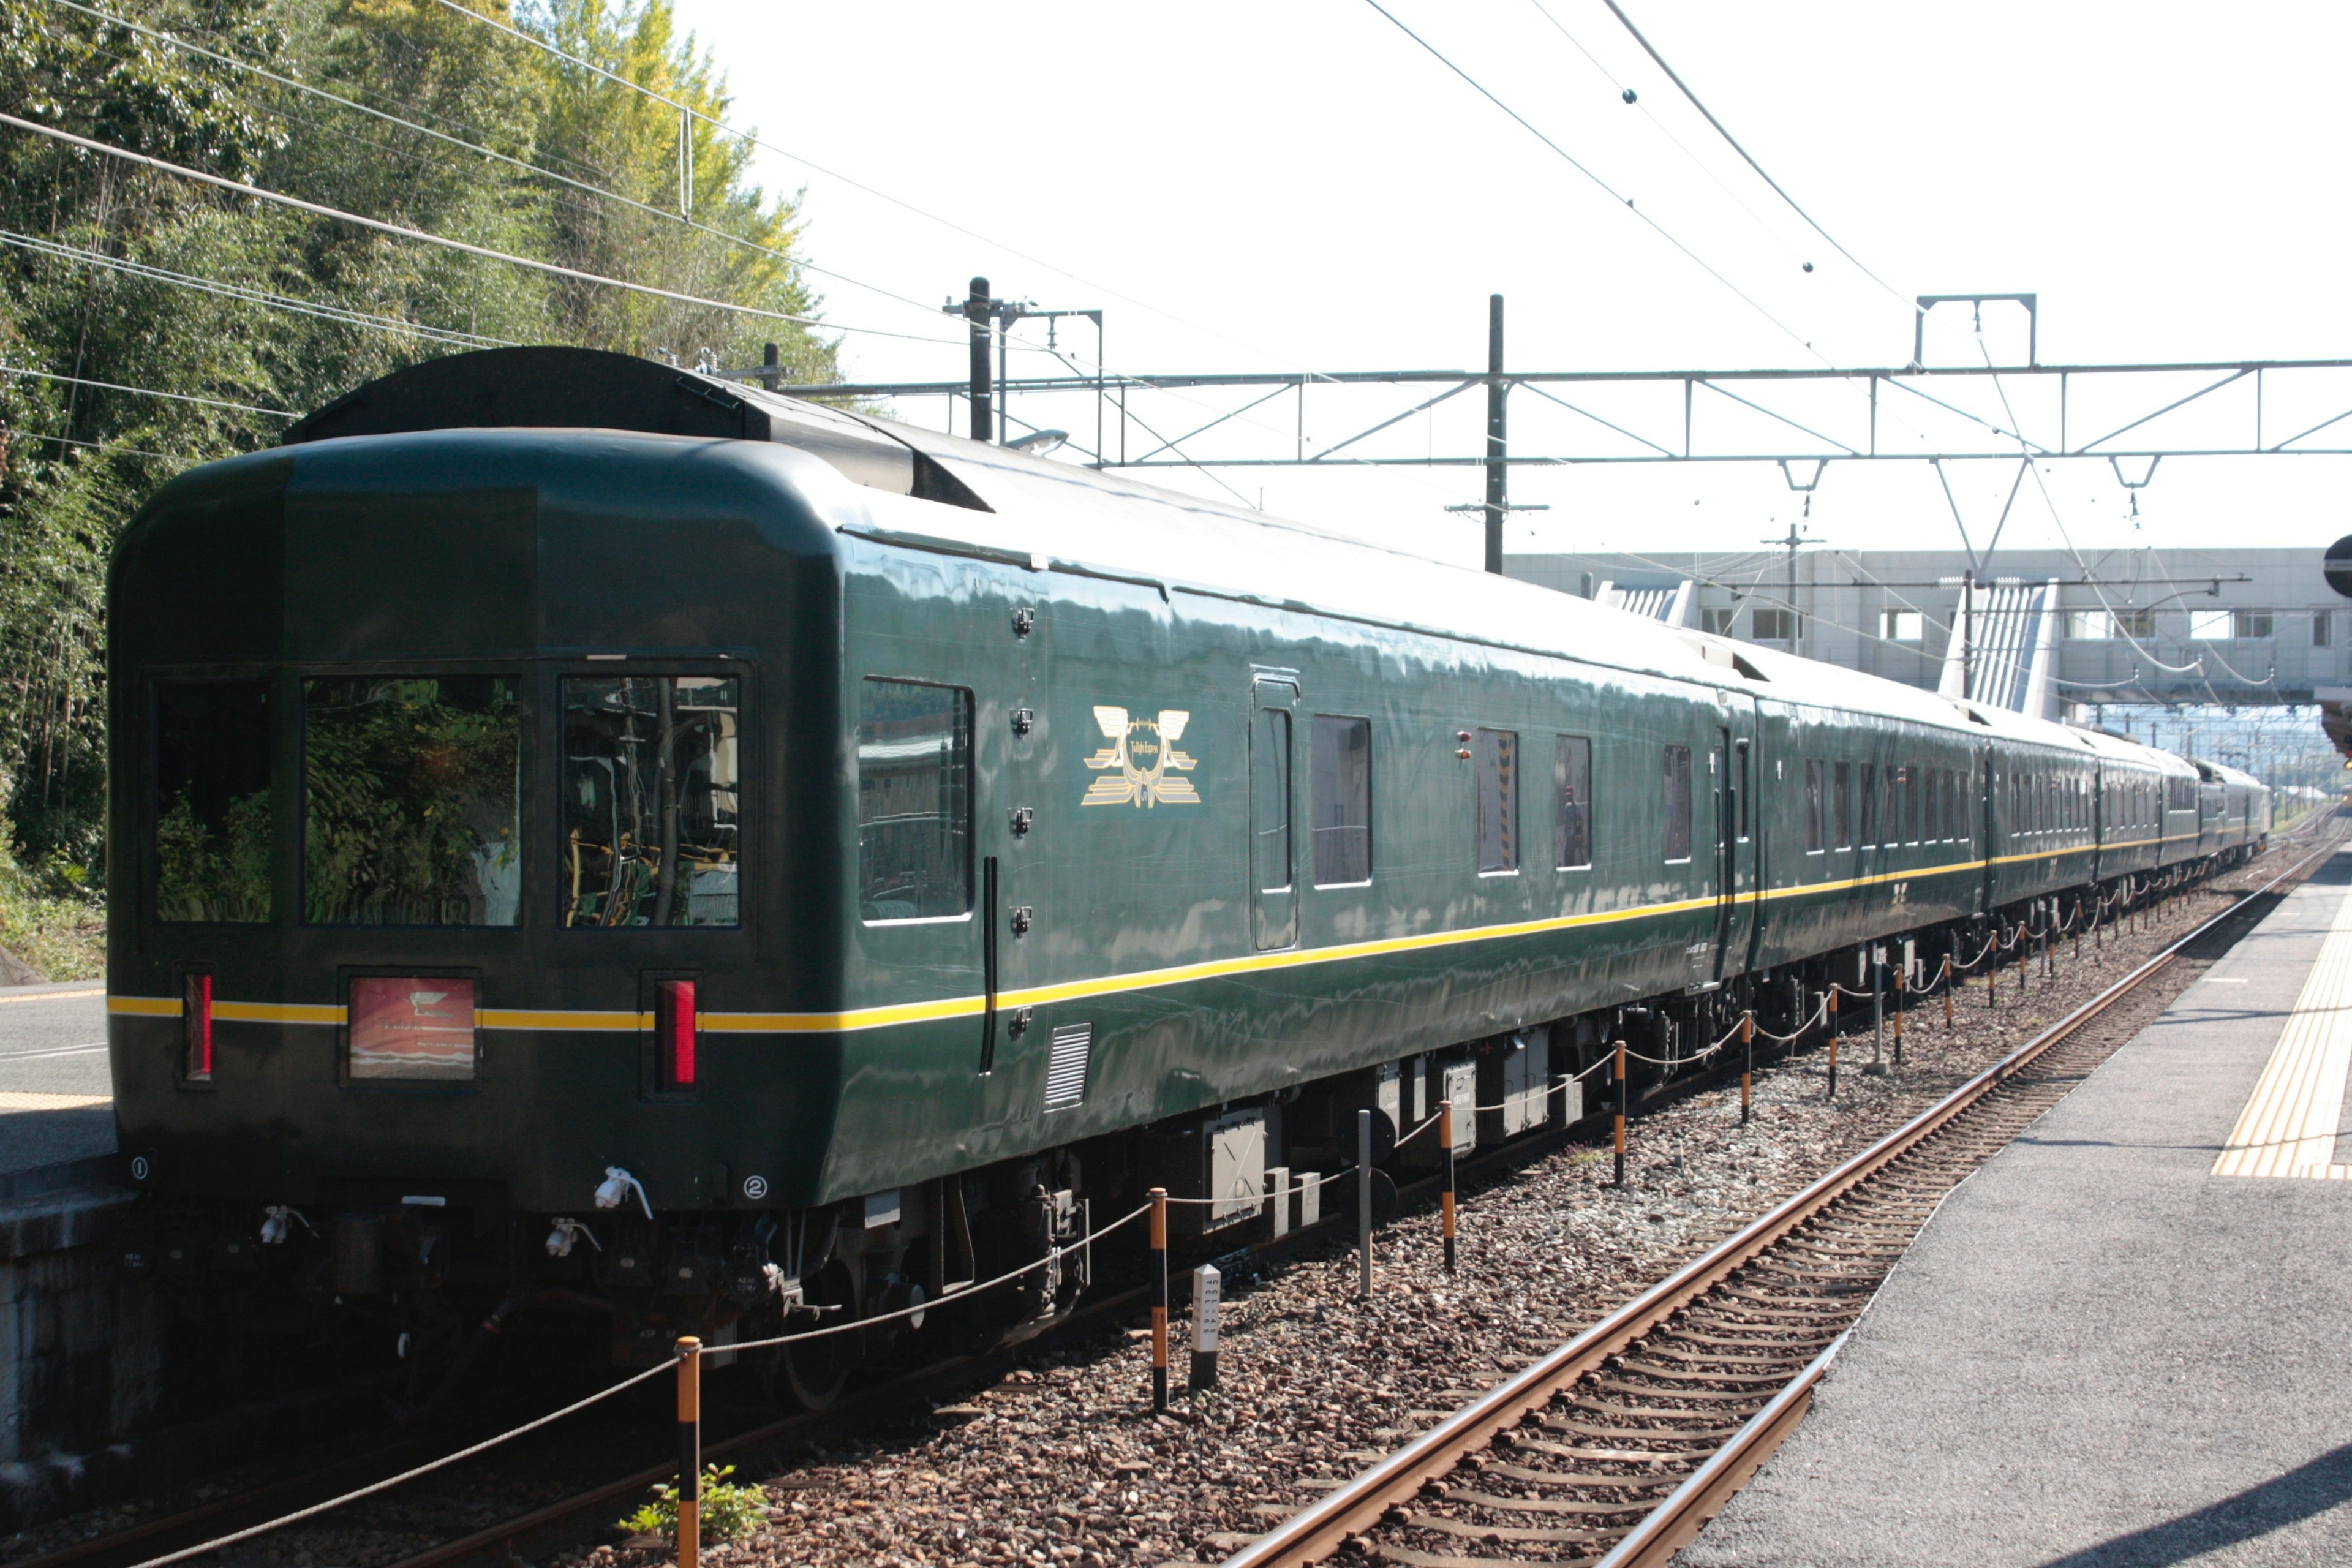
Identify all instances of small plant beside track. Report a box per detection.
[616,1468,764,1546]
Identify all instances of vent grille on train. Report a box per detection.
[1043,1023,1093,1112]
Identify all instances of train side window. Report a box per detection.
[1904,764,1921,845]
[1661,744,1692,864]
[156,679,274,923]
[852,678,970,924]
[306,676,522,927]
[1833,762,1852,850]
[1858,763,1879,847]
[1255,708,1295,891]
[1474,728,1518,873]
[1553,734,1593,870]
[1310,715,1372,886]
[1804,760,1825,854]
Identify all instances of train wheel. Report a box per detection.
[775,1257,862,1410]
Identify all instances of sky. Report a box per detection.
[667,0,2352,573]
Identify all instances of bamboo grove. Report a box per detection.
[0,0,842,888]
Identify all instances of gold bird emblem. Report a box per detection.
[1082,706,1200,808]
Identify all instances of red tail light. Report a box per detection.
[655,979,696,1089]
[183,973,213,1082]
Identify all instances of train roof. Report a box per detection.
[268,349,2168,755]
[2193,759,2266,790]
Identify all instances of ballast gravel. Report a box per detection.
[0,873,2267,1568]
[533,889,2245,1568]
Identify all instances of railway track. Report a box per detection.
[1225,823,2343,1568]
[9,824,2325,1568]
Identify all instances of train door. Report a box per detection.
[1709,704,1760,985]
[1250,678,1299,951]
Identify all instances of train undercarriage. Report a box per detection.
[122,861,2241,1412]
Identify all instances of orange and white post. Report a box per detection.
[675,1336,701,1568]
[1439,1099,1457,1273]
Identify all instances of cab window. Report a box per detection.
[306,676,520,926]
[156,679,273,923]
[563,676,741,927]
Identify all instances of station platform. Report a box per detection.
[0,980,111,1175]
[1683,848,2352,1568]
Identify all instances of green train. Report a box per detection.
[106,348,2268,1399]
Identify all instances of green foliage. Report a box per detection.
[154,785,271,921]
[302,676,519,924]
[0,0,842,914]
[617,1465,766,1544]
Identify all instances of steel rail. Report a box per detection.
[28,834,2309,1568]
[1222,823,2345,1568]
[1589,1332,1849,1568]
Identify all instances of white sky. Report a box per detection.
[671,0,2352,571]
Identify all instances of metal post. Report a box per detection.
[1483,293,1507,574]
[1148,1188,1168,1411]
[1943,956,1954,1030]
[1893,961,1905,1067]
[1188,1264,1220,1390]
[761,341,780,391]
[1961,568,1975,702]
[674,1336,701,1568]
[1871,949,1884,1072]
[1440,1099,1457,1273]
[1827,986,1840,1097]
[964,277,993,443]
[1740,1010,1754,1124]
[1355,1110,1373,1298]
[1612,1041,1627,1186]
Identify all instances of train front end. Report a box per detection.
[107,426,848,1370]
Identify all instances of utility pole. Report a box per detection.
[1763,521,1808,653]
[1961,568,1975,701]
[1485,293,1507,574]
[962,276,992,443]
[1451,295,1545,568]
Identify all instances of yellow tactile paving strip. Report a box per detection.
[0,1090,108,1111]
[2212,883,2352,1180]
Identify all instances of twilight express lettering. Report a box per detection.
[1082,706,1200,808]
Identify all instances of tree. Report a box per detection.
[0,0,840,884]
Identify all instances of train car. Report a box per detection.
[102,347,2264,1397]
[2195,761,2270,862]
[2078,728,2172,882]
[2155,748,2206,869]
[1945,703,2101,910]
[1674,635,1985,971]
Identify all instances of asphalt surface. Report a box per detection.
[0,979,113,1175]
[1683,851,2352,1568]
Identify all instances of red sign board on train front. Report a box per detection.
[349,976,477,1080]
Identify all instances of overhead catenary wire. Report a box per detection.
[0,364,296,418]
[1357,0,1824,363]
[0,111,962,345]
[1589,0,1920,320]
[423,0,1353,385]
[0,228,514,349]
[0,428,183,461]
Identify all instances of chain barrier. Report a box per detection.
[134,838,2284,1568]
[729,1202,1152,1352]
[1612,1009,1751,1068]
[1158,1166,1359,1206]
[124,1356,680,1568]
[1751,992,1830,1044]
